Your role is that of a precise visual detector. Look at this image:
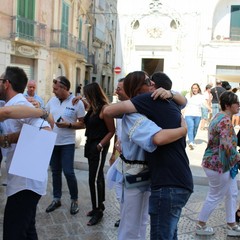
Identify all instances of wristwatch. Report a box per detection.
[2,134,11,148]
[169,90,177,100]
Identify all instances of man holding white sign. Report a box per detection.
[0,66,51,240]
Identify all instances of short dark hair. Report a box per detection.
[206,84,212,90]
[221,81,231,90]
[56,76,71,91]
[118,78,125,83]
[150,72,172,90]
[4,66,28,93]
[220,91,239,110]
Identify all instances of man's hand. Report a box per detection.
[26,97,40,108]
[55,117,70,128]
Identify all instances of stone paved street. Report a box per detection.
[0,128,239,239]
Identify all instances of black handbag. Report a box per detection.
[124,169,150,189]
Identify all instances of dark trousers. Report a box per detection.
[3,190,41,240]
[86,141,109,210]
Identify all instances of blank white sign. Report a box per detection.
[9,124,56,182]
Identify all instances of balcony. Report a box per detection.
[10,16,46,44]
[50,30,88,59]
[93,26,106,44]
[87,54,95,66]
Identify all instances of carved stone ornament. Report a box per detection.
[147,27,162,38]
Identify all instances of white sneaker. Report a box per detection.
[196,224,215,236]
[189,142,194,150]
[227,224,240,236]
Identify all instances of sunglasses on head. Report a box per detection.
[53,79,68,88]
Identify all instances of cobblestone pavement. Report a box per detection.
[0,170,239,240]
[0,128,239,239]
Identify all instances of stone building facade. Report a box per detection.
[0,0,117,103]
[115,0,240,92]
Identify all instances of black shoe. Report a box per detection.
[114,219,120,227]
[86,203,105,217]
[86,209,95,217]
[236,209,240,222]
[87,211,103,226]
[70,201,79,215]
[46,200,61,213]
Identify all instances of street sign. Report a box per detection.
[114,66,121,74]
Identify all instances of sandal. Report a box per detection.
[236,209,240,222]
[86,203,105,217]
[87,211,103,226]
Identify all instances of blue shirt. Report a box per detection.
[24,92,45,108]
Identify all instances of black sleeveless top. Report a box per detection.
[84,107,108,141]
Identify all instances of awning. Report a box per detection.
[210,75,240,83]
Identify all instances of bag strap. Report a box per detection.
[119,154,147,165]
[215,88,220,104]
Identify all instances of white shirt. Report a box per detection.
[2,94,50,197]
[184,93,205,117]
[45,94,85,145]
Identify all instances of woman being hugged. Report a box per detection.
[196,91,240,237]
[105,71,189,240]
[83,82,115,226]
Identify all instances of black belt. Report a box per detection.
[119,154,148,165]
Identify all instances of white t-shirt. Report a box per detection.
[184,93,205,117]
[45,94,85,145]
[2,93,50,197]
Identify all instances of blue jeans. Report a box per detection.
[185,116,201,143]
[149,187,191,240]
[50,144,78,200]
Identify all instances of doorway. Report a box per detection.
[142,58,164,76]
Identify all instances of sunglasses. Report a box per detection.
[53,79,68,88]
[144,78,153,86]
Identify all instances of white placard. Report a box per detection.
[9,124,57,182]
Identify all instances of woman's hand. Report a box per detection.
[151,88,172,100]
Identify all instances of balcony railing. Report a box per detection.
[10,16,46,44]
[50,30,88,59]
[93,26,105,42]
[87,54,95,65]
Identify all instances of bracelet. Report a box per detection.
[2,134,11,148]
[98,143,103,149]
[167,91,174,101]
[40,109,49,120]
[68,123,72,128]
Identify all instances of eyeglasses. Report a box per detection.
[144,78,153,86]
[53,79,68,88]
[0,78,7,82]
[116,87,122,91]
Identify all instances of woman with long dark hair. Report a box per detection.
[83,82,115,226]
